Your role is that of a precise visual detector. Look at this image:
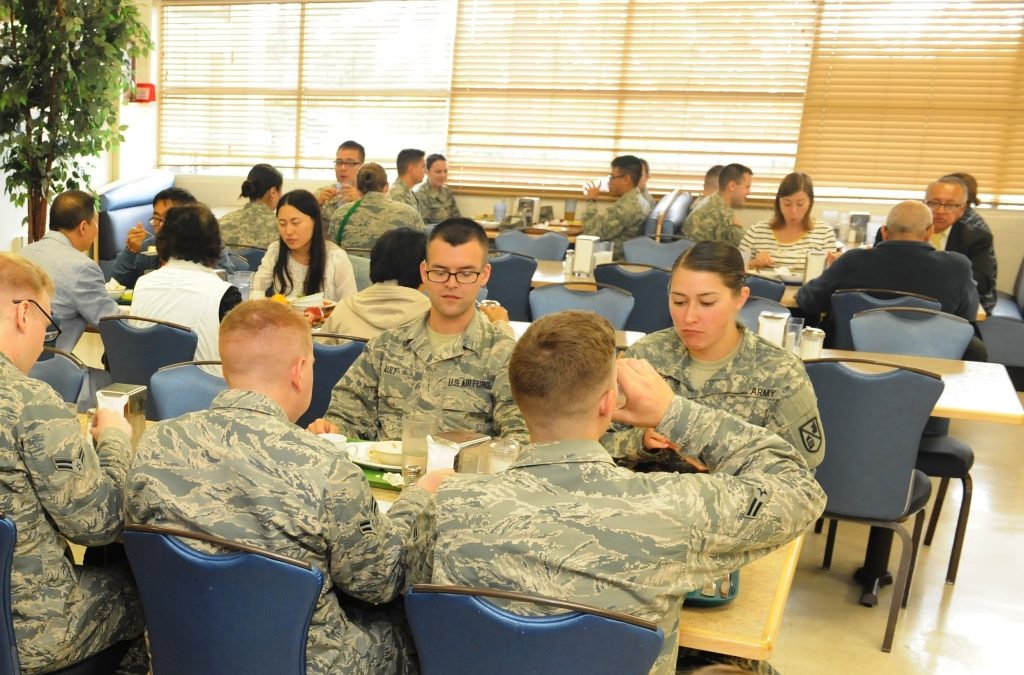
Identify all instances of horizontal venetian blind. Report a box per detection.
[448,0,817,195]
[159,0,457,176]
[796,0,1024,205]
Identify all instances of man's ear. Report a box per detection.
[879,226,889,241]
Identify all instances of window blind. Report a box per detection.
[158,0,457,176]
[796,0,1024,205]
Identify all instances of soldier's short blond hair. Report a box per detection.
[220,300,311,382]
[509,310,616,419]
[0,253,54,300]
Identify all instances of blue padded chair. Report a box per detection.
[495,230,570,261]
[1,515,130,675]
[744,274,786,302]
[851,307,976,585]
[805,358,943,652]
[122,524,323,675]
[29,348,87,404]
[98,315,198,392]
[149,361,228,421]
[97,170,175,279]
[529,283,635,330]
[622,236,694,269]
[641,189,692,238]
[830,289,941,350]
[348,254,372,291]
[486,252,538,322]
[229,246,267,271]
[593,263,671,333]
[737,297,790,333]
[225,253,249,272]
[296,336,367,429]
[405,584,663,675]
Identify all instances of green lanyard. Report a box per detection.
[334,200,362,245]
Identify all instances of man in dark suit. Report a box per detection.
[874,175,996,315]
[798,200,984,358]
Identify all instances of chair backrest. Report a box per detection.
[98,316,198,389]
[486,252,538,322]
[225,253,249,272]
[122,525,323,675]
[149,362,228,421]
[737,297,790,332]
[805,359,944,520]
[0,516,20,675]
[295,338,367,428]
[405,584,663,675]
[642,190,693,238]
[96,170,175,270]
[348,254,372,291]
[851,307,974,360]
[593,263,671,333]
[495,230,570,261]
[529,283,635,330]
[28,348,86,404]
[744,274,786,302]
[622,236,694,269]
[830,289,941,350]
[229,246,267,271]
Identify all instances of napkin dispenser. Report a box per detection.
[573,235,600,276]
[516,197,540,227]
[95,383,148,447]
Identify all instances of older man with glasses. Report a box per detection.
[308,217,527,443]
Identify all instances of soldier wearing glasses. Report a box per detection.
[0,254,146,673]
[581,155,652,259]
[318,140,366,230]
[309,218,527,442]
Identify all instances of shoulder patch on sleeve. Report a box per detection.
[799,419,822,454]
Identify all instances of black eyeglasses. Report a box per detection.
[923,200,965,212]
[425,269,483,284]
[333,160,362,168]
[11,299,62,343]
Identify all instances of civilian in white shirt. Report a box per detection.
[252,189,357,302]
[130,204,242,375]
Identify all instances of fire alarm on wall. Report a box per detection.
[133,83,156,103]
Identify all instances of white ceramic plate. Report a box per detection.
[346,441,403,471]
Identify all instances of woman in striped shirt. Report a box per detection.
[739,172,835,273]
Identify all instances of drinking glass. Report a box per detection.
[401,413,439,473]
[785,317,804,355]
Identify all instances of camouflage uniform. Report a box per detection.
[324,311,528,442]
[604,327,824,470]
[218,201,280,248]
[0,354,144,674]
[413,184,460,223]
[683,192,745,246]
[640,186,656,209]
[389,179,421,212]
[332,191,425,251]
[126,389,430,675]
[406,395,826,675]
[581,187,652,259]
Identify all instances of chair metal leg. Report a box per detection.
[814,517,824,534]
[903,511,926,609]
[946,473,972,584]
[882,522,914,653]
[924,477,949,546]
[823,519,838,570]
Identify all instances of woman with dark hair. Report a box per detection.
[252,189,357,302]
[318,227,430,342]
[130,204,241,374]
[740,172,835,273]
[218,163,284,248]
[603,240,824,471]
[414,153,461,223]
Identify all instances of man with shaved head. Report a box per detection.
[126,299,447,674]
[797,200,982,355]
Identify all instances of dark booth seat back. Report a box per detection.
[97,170,176,273]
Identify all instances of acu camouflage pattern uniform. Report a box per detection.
[325,311,528,442]
[406,395,826,675]
[389,179,421,212]
[604,327,824,470]
[0,355,144,674]
[333,191,425,250]
[683,192,744,246]
[581,187,652,259]
[413,184,460,223]
[126,389,430,675]
[218,201,280,248]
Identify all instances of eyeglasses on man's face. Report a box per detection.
[11,299,62,343]
[924,200,965,212]
[425,268,483,284]
[608,173,628,181]
[333,160,362,168]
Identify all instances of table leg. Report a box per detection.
[853,526,894,607]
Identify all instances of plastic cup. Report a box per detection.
[493,202,508,222]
